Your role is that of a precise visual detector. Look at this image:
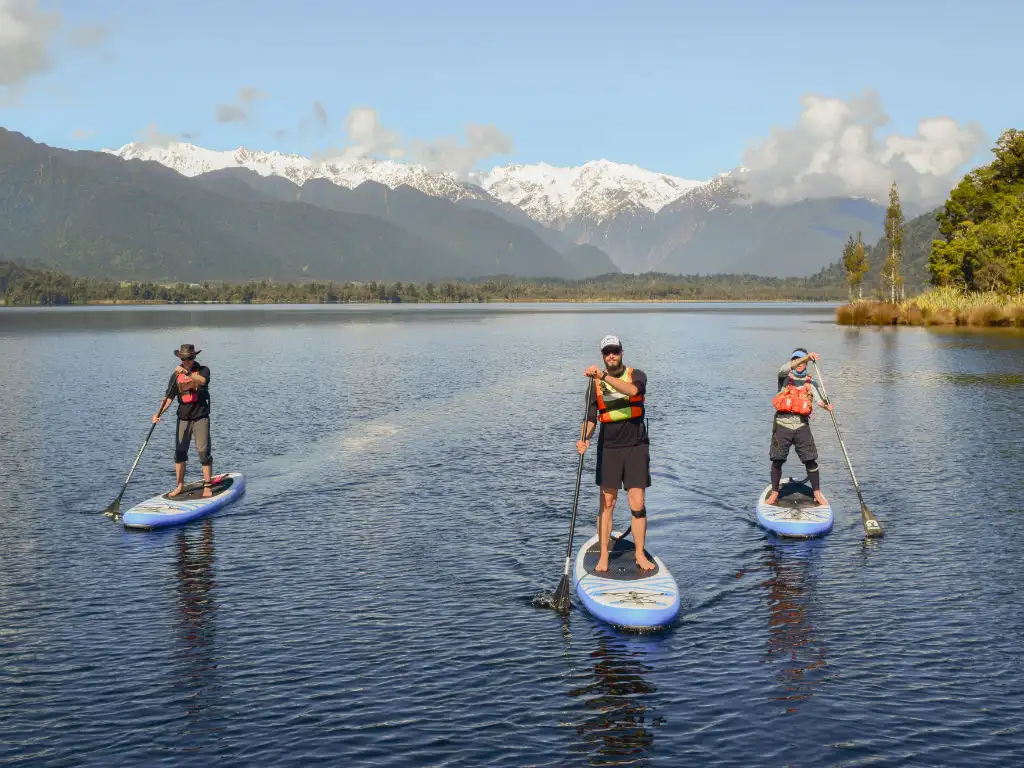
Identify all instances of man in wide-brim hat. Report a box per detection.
[153,343,214,497]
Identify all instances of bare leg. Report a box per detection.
[168,462,186,497]
[628,488,655,570]
[596,488,617,572]
[201,464,213,497]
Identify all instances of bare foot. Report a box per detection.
[167,485,184,498]
[813,490,828,506]
[595,555,610,573]
[636,554,656,571]
[202,484,213,498]
[765,491,779,505]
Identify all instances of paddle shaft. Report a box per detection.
[104,398,165,516]
[810,362,882,537]
[560,377,596,581]
[809,361,865,502]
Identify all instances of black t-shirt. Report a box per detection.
[586,367,648,449]
[165,364,211,421]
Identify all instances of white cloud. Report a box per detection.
[214,85,268,124]
[735,89,987,207]
[0,0,61,88]
[0,0,106,97]
[313,106,514,178]
[135,122,194,148]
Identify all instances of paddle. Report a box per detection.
[102,404,163,519]
[552,377,596,614]
[810,360,884,538]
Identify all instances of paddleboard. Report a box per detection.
[122,472,245,530]
[573,531,680,630]
[756,477,833,538]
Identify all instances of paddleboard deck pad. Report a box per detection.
[756,477,833,538]
[573,531,680,629]
[122,472,245,530]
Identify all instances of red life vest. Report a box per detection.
[772,372,813,415]
[177,372,198,404]
[596,367,645,423]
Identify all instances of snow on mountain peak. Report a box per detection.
[102,141,712,226]
[473,159,705,225]
[104,142,489,201]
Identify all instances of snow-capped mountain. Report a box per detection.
[473,160,705,226]
[105,142,491,202]
[104,141,708,229]
[98,139,885,277]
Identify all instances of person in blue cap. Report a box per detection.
[576,334,654,572]
[766,348,833,506]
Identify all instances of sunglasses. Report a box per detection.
[601,347,622,356]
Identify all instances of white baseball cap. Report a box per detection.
[600,334,622,351]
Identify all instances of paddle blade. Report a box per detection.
[861,504,884,538]
[552,575,572,615]
[102,487,126,518]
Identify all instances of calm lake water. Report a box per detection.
[2,303,1023,767]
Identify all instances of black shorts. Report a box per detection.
[769,422,817,463]
[595,443,651,490]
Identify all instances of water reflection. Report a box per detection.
[759,541,828,713]
[568,632,659,766]
[171,519,222,740]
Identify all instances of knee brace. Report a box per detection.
[631,506,647,519]
[805,461,819,474]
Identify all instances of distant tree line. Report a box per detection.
[1,262,847,306]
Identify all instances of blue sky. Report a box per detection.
[1,0,1021,181]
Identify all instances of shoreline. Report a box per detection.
[836,291,1024,328]
[1,296,842,307]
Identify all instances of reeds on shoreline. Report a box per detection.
[836,287,1024,327]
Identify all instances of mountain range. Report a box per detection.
[0,126,907,284]
[108,140,896,277]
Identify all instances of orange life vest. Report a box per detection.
[596,367,645,423]
[772,372,813,415]
[177,371,198,404]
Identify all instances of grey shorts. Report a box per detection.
[769,422,817,463]
[176,418,212,465]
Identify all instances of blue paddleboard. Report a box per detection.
[122,472,245,530]
[756,477,833,538]
[573,531,680,630]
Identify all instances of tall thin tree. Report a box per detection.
[842,234,857,300]
[883,181,905,303]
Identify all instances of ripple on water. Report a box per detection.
[1,307,1023,766]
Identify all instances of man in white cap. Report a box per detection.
[576,334,654,572]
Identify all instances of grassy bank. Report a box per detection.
[836,287,1024,327]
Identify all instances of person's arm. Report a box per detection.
[154,374,177,422]
[812,379,833,410]
[174,365,208,390]
[153,397,174,422]
[598,370,638,397]
[786,352,820,370]
[191,365,209,388]
[576,386,599,453]
[778,363,791,391]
